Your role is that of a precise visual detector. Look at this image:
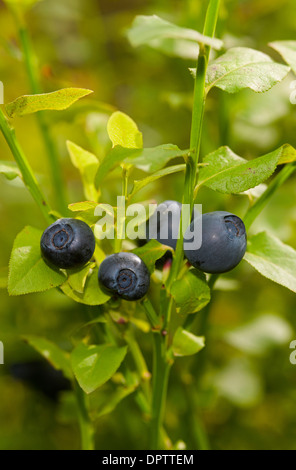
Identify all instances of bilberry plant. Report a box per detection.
[1,0,296,451]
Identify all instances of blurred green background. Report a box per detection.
[0,0,296,450]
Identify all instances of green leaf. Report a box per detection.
[95,146,137,189]
[67,263,94,294]
[269,40,296,75]
[95,144,190,188]
[68,201,99,226]
[127,15,223,55]
[92,383,138,418]
[61,266,110,305]
[198,144,296,194]
[244,231,296,293]
[8,226,66,296]
[130,164,186,198]
[133,240,172,273]
[67,141,99,202]
[171,270,211,315]
[68,201,98,213]
[107,111,143,149]
[192,47,290,94]
[223,314,293,356]
[0,161,22,181]
[90,377,139,419]
[172,327,205,357]
[71,343,128,394]
[124,144,190,173]
[144,37,200,60]
[69,202,115,230]
[6,88,93,118]
[23,335,73,380]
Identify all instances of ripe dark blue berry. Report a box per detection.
[40,218,95,269]
[146,200,190,250]
[98,252,150,301]
[184,211,247,274]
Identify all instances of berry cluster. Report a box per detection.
[40,202,247,301]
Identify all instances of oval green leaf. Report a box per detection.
[61,266,110,305]
[95,144,190,189]
[191,47,290,94]
[67,141,99,201]
[127,15,223,54]
[172,327,205,357]
[198,144,296,194]
[171,270,211,315]
[6,88,93,118]
[71,343,128,394]
[8,226,66,296]
[269,40,296,75]
[23,335,73,380]
[133,239,172,274]
[107,111,143,149]
[244,231,296,293]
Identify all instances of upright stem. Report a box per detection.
[190,0,220,188]
[114,167,129,252]
[0,108,53,224]
[74,380,95,450]
[124,329,151,401]
[142,298,162,330]
[149,1,221,450]
[150,332,171,450]
[167,0,220,287]
[15,14,68,214]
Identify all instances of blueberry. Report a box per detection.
[98,252,150,301]
[146,200,181,250]
[146,200,197,251]
[40,218,95,269]
[184,211,247,274]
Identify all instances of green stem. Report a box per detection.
[244,163,296,230]
[150,332,172,450]
[114,166,129,252]
[191,0,220,181]
[124,329,151,400]
[167,0,220,288]
[142,298,162,330]
[16,18,67,214]
[17,25,41,95]
[122,166,129,201]
[74,380,95,450]
[0,108,53,224]
[149,0,221,450]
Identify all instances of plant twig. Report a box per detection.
[74,380,95,450]
[0,108,53,224]
[150,332,172,450]
[14,15,68,214]
[149,1,221,450]
[167,0,221,288]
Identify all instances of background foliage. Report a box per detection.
[0,0,296,450]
